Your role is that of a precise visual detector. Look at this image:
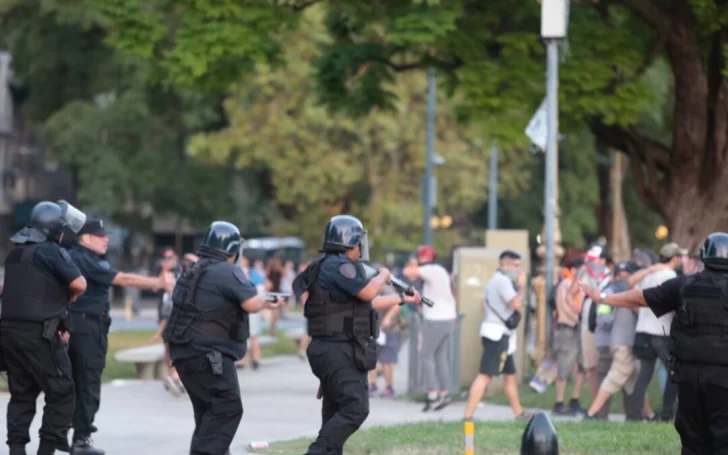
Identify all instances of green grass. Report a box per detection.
[256,420,680,455]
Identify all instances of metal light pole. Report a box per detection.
[423,67,436,246]
[488,145,499,230]
[541,0,567,300]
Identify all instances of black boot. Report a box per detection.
[9,445,27,455]
[38,439,55,455]
[70,437,105,455]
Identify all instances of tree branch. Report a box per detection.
[589,120,670,216]
[589,120,671,171]
[609,0,673,38]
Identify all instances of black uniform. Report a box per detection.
[297,215,379,455]
[164,221,256,455]
[0,200,87,455]
[640,233,728,455]
[67,236,119,447]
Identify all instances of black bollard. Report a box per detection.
[520,412,559,455]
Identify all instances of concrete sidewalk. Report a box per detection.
[0,338,530,455]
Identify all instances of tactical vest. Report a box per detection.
[2,243,69,322]
[305,257,378,339]
[671,273,728,367]
[163,259,249,345]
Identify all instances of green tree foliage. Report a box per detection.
[0,0,237,229]
[189,8,529,253]
[42,90,233,227]
[305,0,728,250]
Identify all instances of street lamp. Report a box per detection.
[530,0,568,365]
[541,0,567,300]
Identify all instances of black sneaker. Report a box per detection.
[422,396,437,412]
[582,413,597,421]
[569,398,586,415]
[433,395,452,411]
[552,402,575,416]
[71,437,105,455]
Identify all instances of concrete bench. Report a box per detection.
[114,344,168,380]
[253,335,278,346]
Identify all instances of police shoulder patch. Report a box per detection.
[98,260,111,270]
[339,262,357,279]
[59,247,73,264]
[233,267,248,285]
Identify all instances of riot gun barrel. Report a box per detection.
[360,263,435,307]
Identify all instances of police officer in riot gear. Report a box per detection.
[293,215,422,455]
[67,219,166,455]
[164,221,280,455]
[580,232,728,455]
[1,201,88,455]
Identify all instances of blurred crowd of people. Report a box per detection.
[544,243,699,422]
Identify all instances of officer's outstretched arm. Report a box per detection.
[112,272,163,290]
[68,275,87,298]
[241,295,266,314]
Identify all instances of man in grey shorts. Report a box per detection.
[552,259,586,416]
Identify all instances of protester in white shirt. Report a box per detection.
[463,250,531,421]
[631,242,685,422]
[402,244,458,412]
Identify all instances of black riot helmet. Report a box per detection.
[320,215,370,261]
[699,232,728,271]
[10,200,87,245]
[198,221,243,262]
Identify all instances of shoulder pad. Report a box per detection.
[98,260,111,270]
[233,267,248,284]
[59,247,73,264]
[339,262,358,279]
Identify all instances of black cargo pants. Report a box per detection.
[0,324,75,449]
[305,339,370,455]
[174,352,243,455]
[675,378,728,455]
[68,313,110,440]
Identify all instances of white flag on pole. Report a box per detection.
[525,99,548,152]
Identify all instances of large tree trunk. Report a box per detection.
[590,0,728,252]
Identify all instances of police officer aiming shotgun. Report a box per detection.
[1,200,88,455]
[579,232,728,455]
[294,215,422,455]
[164,221,282,455]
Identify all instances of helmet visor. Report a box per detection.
[57,200,87,234]
[359,231,370,262]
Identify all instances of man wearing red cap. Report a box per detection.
[402,245,458,411]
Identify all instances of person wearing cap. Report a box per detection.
[626,242,686,424]
[66,219,167,455]
[580,233,728,454]
[402,244,458,411]
[1,201,88,455]
[569,244,611,401]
